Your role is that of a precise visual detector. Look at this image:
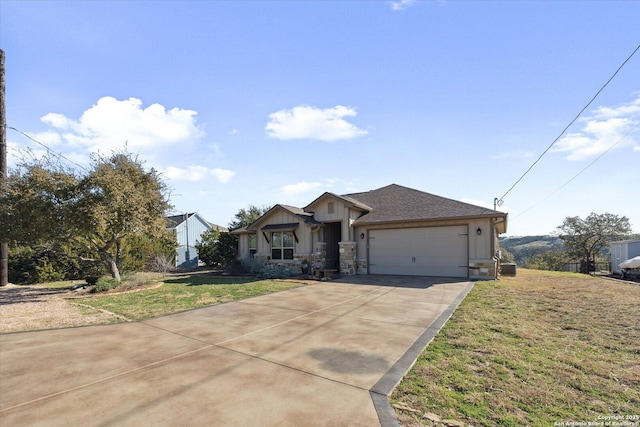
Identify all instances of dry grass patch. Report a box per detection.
[391,269,639,426]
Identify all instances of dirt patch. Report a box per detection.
[0,285,124,333]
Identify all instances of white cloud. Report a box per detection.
[31,130,63,146]
[40,96,205,153]
[265,105,368,141]
[281,181,324,196]
[211,168,236,183]
[163,165,236,183]
[390,0,417,11]
[553,96,640,161]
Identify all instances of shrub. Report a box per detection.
[239,256,265,274]
[85,276,100,285]
[258,266,295,279]
[94,277,120,293]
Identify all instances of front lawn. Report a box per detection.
[391,269,640,426]
[75,273,305,321]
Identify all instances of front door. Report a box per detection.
[324,222,341,271]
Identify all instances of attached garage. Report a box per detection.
[368,225,469,277]
[235,184,507,280]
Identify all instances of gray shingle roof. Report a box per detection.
[345,184,505,225]
[304,192,372,212]
[165,213,193,228]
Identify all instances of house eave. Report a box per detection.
[353,213,508,230]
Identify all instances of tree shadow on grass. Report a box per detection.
[163,275,260,286]
[0,286,68,305]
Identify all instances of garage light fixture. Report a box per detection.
[476,227,482,236]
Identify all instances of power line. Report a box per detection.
[7,125,88,171]
[510,120,640,221]
[497,42,640,205]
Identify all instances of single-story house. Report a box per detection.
[232,184,508,279]
[166,212,227,268]
[610,239,640,275]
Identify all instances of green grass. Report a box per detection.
[75,274,304,320]
[391,269,640,426]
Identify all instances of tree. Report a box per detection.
[557,213,632,274]
[521,249,568,271]
[195,228,221,267]
[195,229,237,267]
[0,151,171,281]
[196,204,269,269]
[228,204,270,231]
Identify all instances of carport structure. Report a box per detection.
[1,276,473,426]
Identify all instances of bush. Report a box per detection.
[94,277,121,293]
[239,257,265,274]
[258,266,295,279]
[85,276,100,285]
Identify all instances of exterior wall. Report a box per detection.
[174,214,213,267]
[306,196,366,242]
[611,240,640,274]
[468,259,497,280]
[354,217,498,278]
[253,210,313,261]
[237,233,252,260]
[339,241,357,275]
[313,242,327,270]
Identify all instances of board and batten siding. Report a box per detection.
[254,209,313,259]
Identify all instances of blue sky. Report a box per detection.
[2,0,639,236]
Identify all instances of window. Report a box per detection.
[248,234,257,258]
[328,202,335,214]
[271,231,294,260]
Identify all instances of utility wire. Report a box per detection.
[497,42,640,205]
[7,125,88,171]
[510,120,640,221]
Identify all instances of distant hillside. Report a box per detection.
[499,235,564,264]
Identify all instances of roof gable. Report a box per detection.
[166,212,225,231]
[247,204,321,231]
[304,192,371,213]
[345,184,505,225]
[166,212,194,228]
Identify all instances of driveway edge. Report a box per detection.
[370,281,475,427]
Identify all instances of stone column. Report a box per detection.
[313,242,327,271]
[339,241,357,275]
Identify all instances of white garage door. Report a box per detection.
[369,226,468,277]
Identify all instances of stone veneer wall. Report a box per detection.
[356,259,367,275]
[313,242,327,271]
[468,258,497,280]
[339,242,357,275]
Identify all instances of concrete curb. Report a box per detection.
[370,281,476,427]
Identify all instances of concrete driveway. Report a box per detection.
[0,276,473,427]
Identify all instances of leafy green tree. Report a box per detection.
[195,230,237,267]
[195,228,221,267]
[0,151,171,281]
[8,241,104,284]
[228,204,270,231]
[557,213,632,274]
[195,204,269,270]
[118,231,176,273]
[499,247,515,264]
[521,249,568,271]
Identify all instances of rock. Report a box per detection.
[423,412,441,422]
[392,402,420,413]
[442,420,465,427]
